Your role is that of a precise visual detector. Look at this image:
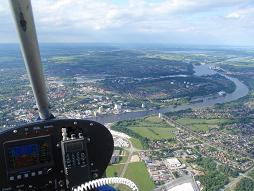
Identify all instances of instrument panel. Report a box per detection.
[0,119,114,191]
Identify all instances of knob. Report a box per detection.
[62,128,67,141]
[58,180,65,187]
[71,134,76,139]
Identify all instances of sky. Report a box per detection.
[0,0,254,46]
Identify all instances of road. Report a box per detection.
[114,136,136,189]
[162,115,253,160]
[162,115,254,191]
[119,138,135,178]
[224,167,254,190]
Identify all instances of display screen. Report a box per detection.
[66,141,84,152]
[6,138,52,171]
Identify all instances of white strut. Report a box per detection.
[73,177,138,191]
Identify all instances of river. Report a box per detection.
[88,64,249,124]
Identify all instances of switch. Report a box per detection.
[9,176,15,181]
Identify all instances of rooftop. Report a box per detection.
[168,183,194,191]
[154,176,200,191]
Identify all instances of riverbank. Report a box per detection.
[88,65,249,124]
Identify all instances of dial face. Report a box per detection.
[5,136,53,172]
[8,142,51,170]
[8,143,40,169]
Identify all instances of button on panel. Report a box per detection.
[65,151,87,168]
[9,176,15,181]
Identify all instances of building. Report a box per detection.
[113,137,129,148]
[218,91,226,96]
[164,158,182,169]
[98,106,103,113]
[154,175,200,191]
[114,104,122,110]
[110,150,121,164]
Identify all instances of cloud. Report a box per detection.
[32,0,254,38]
[0,0,254,45]
[33,0,122,30]
[226,7,254,19]
[31,0,251,30]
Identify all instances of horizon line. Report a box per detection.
[0,42,253,48]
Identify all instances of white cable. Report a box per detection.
[73,177,139,191]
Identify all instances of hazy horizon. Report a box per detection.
[0,42,253,49]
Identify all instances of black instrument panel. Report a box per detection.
[0,119,114,191]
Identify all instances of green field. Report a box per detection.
[130,126,175,140]
[111,116,176,150]
[130,138,143,150]
[127,116,176,140]
[143,116,169,124]
[106,162,155,191]
[119,155,128,163]
[121,162,155,191]
[142,53,186,61]
[176,117,228,132]
[223,57,254,68]
[106,164,124,177]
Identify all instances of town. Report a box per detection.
[1,46,254,191]
[108,107,254,191]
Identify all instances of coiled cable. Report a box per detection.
[73,177,138,191]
